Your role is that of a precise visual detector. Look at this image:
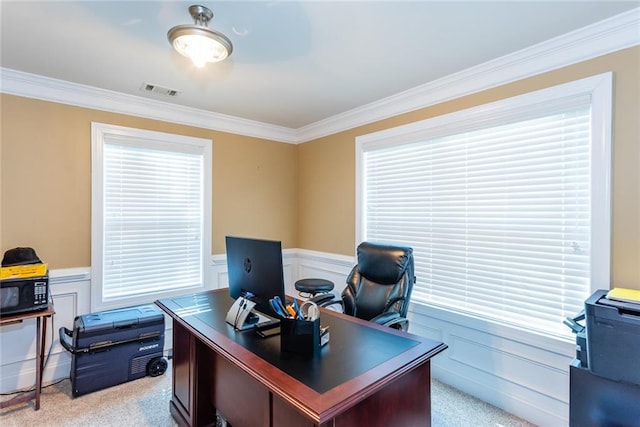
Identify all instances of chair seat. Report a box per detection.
[295,278,334,294]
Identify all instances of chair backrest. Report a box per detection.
[342,242,415,322]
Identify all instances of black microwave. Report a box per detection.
[0,276,49,316]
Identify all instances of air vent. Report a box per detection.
[140,83,180,97]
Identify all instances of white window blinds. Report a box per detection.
[92,123,212,310]
[358,75,611,339]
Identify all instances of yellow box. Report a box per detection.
[0,263,48,280]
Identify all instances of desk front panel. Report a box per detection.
[211,344,271,426]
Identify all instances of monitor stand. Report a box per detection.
[225,297,278,331]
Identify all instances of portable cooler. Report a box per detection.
[59,304,167,397]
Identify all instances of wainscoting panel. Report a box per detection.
[409,302,575,426]
[211,254,230,289]
[448,334,568,401]
[0,268,90,393]
[0,250,575,426]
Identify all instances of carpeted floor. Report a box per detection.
[1,364,535,426]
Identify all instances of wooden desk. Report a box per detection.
[156,290,446,427]
[0,304,55,410]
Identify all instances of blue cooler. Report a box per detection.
[59,304,167,397]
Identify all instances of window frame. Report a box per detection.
[355,73,612,341]
[91,122,212,311]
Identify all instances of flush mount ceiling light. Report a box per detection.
[167,5,233,67]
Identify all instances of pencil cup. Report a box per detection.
[280,317,320,358]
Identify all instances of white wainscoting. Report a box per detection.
[409,302,575,426]
[0,249,574,426]
[0,268,90,393]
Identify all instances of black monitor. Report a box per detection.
[225,236,285,317]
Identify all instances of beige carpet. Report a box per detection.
[1,363,535,426]
[1,367,177,427]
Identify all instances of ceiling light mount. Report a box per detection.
[167,5,233,67]
[189,5,213,26]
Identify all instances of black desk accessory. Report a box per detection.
[280,317,321,358]
[256,326,280,338]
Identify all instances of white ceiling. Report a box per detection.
[1,1,638,130]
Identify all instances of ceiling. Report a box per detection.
[1,1,638,130]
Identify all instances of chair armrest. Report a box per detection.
[310,294,344,313]
[370,312,409,331]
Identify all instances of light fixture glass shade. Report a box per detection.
[167,5,233,67]
[169,27,232,67]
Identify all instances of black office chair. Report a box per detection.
[312,242,415,331]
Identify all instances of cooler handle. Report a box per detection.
[59,326,84,354]
[58,326,161,354]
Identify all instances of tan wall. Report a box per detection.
[0,96,298,268]
[297,46,640,289]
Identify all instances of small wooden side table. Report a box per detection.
[0,304,55,410]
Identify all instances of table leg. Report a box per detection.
[35,316,43,410]
[0,307,54,411]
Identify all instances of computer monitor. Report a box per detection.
[225,236,286,318]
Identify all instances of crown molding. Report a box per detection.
[0,68,299,144]
[296,7,640,142]
[1,8,638,144]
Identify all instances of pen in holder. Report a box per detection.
[280,317,320,358]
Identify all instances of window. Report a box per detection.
[356,73,612,340]
[91,123,212,311]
